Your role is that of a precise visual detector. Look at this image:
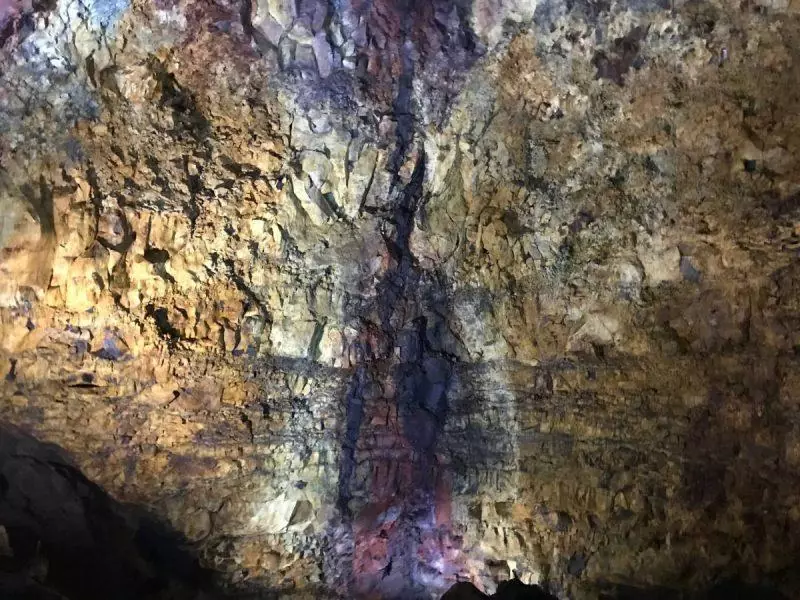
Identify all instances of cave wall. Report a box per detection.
[2,0,800,597]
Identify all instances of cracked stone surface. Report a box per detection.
[2,0,800,598]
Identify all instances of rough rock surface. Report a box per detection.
[2,0,800,598]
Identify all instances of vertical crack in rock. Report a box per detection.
[388,1,417,175]
[333,3,464,597]
[337,363,366,516]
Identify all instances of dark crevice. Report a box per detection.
[4,359,16,382]
[335,5,468,595]
[151,59,211,143]
[145,304,182,346]
[223,259,272,326]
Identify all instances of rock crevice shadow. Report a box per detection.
[0,424,213,600]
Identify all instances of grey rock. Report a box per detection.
[312,32,333,78]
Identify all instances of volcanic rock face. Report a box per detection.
[2,0,800,598]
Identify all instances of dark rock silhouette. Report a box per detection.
[597,578,792,600]
[1,423,796,600]
[443,577,793,600]
[442,579,558,600]
[0,424,212,600]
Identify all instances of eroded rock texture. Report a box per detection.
[2,0,800,597]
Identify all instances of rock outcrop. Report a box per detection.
[0,425,213,600]
[2,0,800,597]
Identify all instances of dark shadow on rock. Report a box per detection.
[2,424,794,600]
[441,579,558,600]
[597,582,682,599]
[705,579,789,600]
[443,577,793,600]
[597,577,791,599]
[0,423,214,600]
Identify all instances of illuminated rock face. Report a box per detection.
[2,0,800,598]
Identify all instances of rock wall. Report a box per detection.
[2,0,800,597]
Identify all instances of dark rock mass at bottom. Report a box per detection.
[0,425,791,600]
